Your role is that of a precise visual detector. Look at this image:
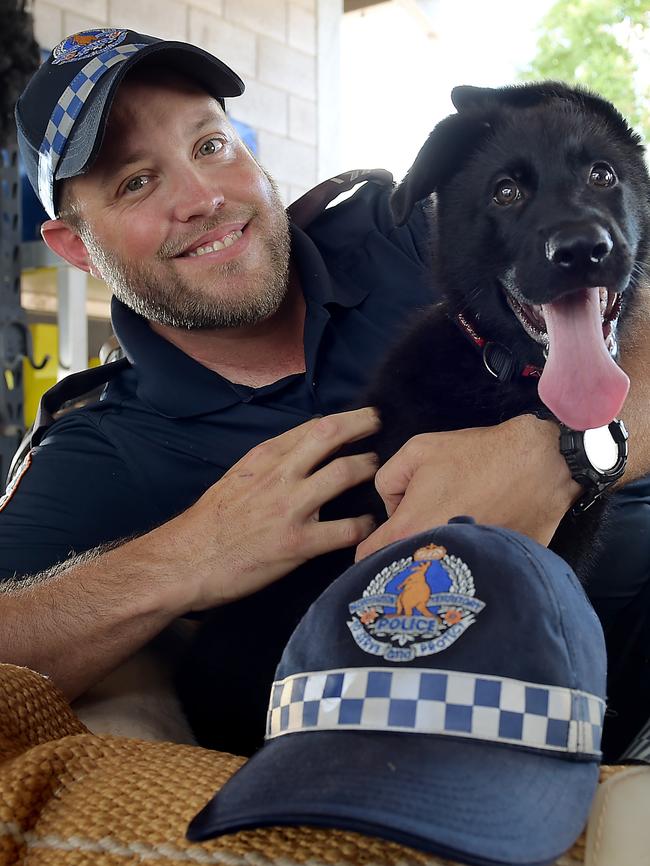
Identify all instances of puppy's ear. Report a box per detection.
[451,85,497,112]
[452,82,554,113]
[391,113,489,225]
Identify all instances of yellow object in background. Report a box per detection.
[22,323,58,427]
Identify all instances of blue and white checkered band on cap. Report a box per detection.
[37,42,144,218]
[267,667,605,758]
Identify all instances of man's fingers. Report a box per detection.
[197,408,382,606]
[232,408,380,485]
[289,408,381,476]
[374,438,421,516]
[354,513,413,562]
[301,452,378,513]
[307,514,377,558]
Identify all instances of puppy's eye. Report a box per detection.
[493,179,522,206]
[589,162,617,187]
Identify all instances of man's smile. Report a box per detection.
[174,222,249,258]
[187,229,243,257]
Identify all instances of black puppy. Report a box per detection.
[361,81,650,569]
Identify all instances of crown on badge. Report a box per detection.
[413,543,447,561]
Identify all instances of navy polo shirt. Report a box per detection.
[0,180,431,579]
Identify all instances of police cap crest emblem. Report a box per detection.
[348,542,485,661]
[52,29,128,64]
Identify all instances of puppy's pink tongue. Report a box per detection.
[538,286,629,430]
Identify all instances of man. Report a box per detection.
[3,29,649,756]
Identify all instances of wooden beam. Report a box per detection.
[344,0,391,13]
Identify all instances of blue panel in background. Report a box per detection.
[21,168,47,243]
[231,117,258,155]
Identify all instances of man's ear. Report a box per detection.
[40,219,95,275]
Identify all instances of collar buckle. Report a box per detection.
[482,342,517,382]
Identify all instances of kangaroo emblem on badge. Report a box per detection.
[348,543,485,661]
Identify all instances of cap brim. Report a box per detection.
[187,730,598,866]
[57,40,244,183]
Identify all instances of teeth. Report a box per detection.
[506,286,622,351]
[187,229,243,257]
[506,293,548,344]
[604,291,621,322]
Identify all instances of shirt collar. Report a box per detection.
[110,223,370,418]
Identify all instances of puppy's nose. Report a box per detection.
[545,224,613,269]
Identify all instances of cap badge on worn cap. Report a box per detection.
[52,29,129,64]
[348,541,485,661]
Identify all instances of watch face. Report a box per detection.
[583,426,619,471]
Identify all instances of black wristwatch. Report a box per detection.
[558,420,629,514]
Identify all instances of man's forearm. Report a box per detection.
[0,523,190,701]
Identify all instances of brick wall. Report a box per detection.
[29,0,343,202]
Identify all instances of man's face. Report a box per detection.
[67,71,290,329]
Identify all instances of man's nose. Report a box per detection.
[171,168,224,222]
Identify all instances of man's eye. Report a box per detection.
[198,137,224,156]
[125,175,150,193]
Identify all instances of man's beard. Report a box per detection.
[81,188,291,330]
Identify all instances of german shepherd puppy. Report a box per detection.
[180,83,650,757]
[363,81,650,569]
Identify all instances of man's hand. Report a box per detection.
[355,414,581,560]
[173,407,381,610]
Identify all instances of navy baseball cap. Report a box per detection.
[15,28,244,219]
[188,517,607,866]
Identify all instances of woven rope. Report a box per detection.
[0,664,624,866]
